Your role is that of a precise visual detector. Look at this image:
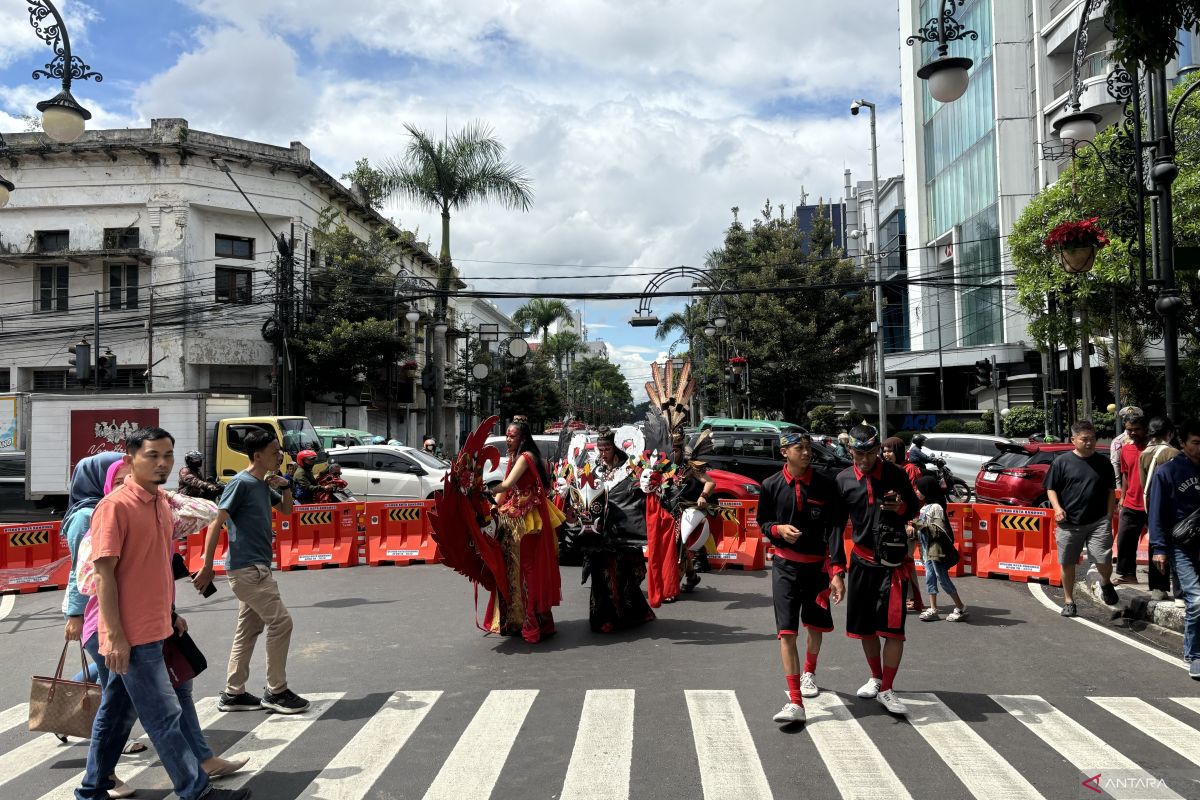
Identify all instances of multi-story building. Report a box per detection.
[0,117,509,446]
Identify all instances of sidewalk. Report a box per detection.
[1076,563,1187,634]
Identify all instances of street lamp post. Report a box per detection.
[851,99,888,437]
[904,0,978,104]
[1049,0,1187,419]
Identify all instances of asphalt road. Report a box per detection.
[1,562,1198,799]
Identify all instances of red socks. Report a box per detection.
[882,665,899,692]
[804,652,818,675]
[785,674,804,705]
[866,655,883,680]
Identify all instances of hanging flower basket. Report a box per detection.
[1044,217,1109,275]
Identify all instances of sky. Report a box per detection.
[0,0,906,398]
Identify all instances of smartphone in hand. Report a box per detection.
[189,572,218,598]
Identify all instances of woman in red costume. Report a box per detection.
[488,421,566,643]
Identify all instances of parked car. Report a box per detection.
[699,417,807,435]
[315,426,377,450]
[483,434,565,486]
[698,430,850,485]
[916,433,1011,487]
[974,441,1109,507]
[325,445,448,501]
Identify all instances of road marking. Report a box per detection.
[561,689,635,800]
[298,691,442,800]
[1090,697,1200,769]
[220,693,344,790]
[685,690,772,800]
[804,692,911,800]
[1027,583,1185,670]
[35,697,222,800]
[0,703,29,736]
[422,689,537,800]
[0,730,87,790]
[905,693,1044,800]
[992,695,1183,800]
[0,594,14,622]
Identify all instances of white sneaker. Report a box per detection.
[773,701,806,724]
[856,677,882,699]
[876,689,908,715]
[799,672,819,698]
[946,606,968,622]
[919,608,939,621]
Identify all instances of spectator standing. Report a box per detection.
[1140,418,1183,604]
[77,427,250,800]
[911,476,968,622]
[1146,420,1200,680]
[1109,406,1143,481]
[1045,421,1119,617]
[193,430,309,715]
[1115,411,1155,587]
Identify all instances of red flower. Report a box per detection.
[728,356,747,364]
[1044,217,1109,250]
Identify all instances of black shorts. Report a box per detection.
[772,557,834,636]
[845,554,907,640]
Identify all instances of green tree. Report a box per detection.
[381,121,534,445]
[567,356,634,424]
[542,330,586,382]
[512,298,573,342]
[654,303,708,343]
[341,157,390,210]
[1106,1,1200,70]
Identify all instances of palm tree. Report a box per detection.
[543,331,586,382]
[512,298,573,343]
[381,121,533,447]
[654,302,708,341]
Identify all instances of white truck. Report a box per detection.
[6,392,252,514]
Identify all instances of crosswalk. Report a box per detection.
[2,689,1199,799]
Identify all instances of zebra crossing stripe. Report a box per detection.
[1171,697,1200,719]
[1090,697,1200,770]
[904,693,1044,800]
[991,695,1184,800]
[298,690,442,800]
[684,690,772,800]
[35,698,223,800]
[0,726,88,790]
[422,689,538,800]
[0,703,28,737]
[220,693,345,791]
[560,689,635,800]
[804,692,912,800]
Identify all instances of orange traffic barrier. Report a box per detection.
[278,504,358,570]
[973,504,1061,586]
[711,499,765,570]
[0,520,70,594]
[183,512,284,575]
[363,500,440,565]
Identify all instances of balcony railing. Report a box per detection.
[1051,50,1109,100]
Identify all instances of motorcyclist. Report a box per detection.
[293,449,319,503]
[907,434,935,469]
[177,450,224,501]
[314,462,353,503]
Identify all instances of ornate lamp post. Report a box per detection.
[1048,0,1187,419]
[905,0,978,104]
[0,1,104,208]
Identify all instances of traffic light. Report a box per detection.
[67,339,91,383]
[97,349,118,388]
[974,358,992,389]
[420,363,434,392]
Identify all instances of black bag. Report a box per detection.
[162,631,206,688]
[875,523,910,568]
[941,539,961,569]
[1173,507,1200,549]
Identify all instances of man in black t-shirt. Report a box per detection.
[1045,420,1118,617]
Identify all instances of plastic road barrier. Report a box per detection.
[363,500,440,565]
[973,505,1061,586]
[0,521,70,594]
[278,504,358,570]
[711,499,765,570]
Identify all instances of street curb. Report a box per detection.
[1074,578,1186,634]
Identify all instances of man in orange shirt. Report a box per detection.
[77,427,251,800]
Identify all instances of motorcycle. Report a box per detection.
[312,468,356,503]
[922,456,971,503]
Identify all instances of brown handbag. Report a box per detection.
[28,641,101,739]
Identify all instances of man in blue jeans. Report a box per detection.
[77,426,250,800]
[1147,419,1200,681]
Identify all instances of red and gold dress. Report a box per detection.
[487,452,566,643]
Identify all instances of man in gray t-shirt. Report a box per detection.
[193,431,309,715]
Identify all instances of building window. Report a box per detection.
[215,234,254,259]
[38,265,69,312]
[113,367,148,390]
[35,230,70,253]
[103,227,140,249]
[109,264,140,310]
[0,369,9,392]
[215,267,252,304]
[33,369,70,391]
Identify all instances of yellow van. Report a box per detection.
[214,416,328,480]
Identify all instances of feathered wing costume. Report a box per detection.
[429,417,509,626]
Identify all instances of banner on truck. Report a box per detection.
[70,409,161,474]
[0,396,16,452]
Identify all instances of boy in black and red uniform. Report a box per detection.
[831,424,920,716]
[758,433,844,725]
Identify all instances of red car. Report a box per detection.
[975,441,1109,507]
[706,469,762,501]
